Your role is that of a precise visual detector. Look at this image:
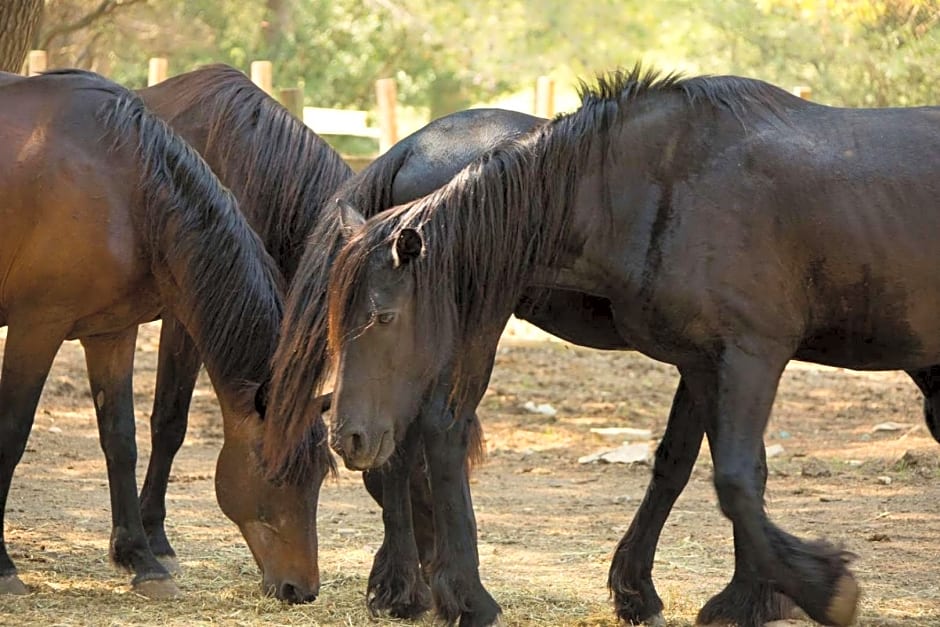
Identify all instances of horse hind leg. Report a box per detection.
[0,321,69,595]
[80,327,178,599]
[906,367,940,443]
[139,316,201,574]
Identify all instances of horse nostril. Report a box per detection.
[279,581,317,604]
[341,430,366,457]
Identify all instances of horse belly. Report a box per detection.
[797,287,940,370]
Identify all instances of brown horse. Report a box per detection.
[0,70,319,601]
[133,65,352,583]
[324,67,940,626]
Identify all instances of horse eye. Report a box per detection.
[376,312,396,324]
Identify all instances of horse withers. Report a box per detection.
[0,70,320,601]
[325,67,940,626]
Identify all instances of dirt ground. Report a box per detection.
[0,320,938,626]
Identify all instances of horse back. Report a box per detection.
[648,104,940,368]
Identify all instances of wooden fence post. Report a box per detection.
[148,57,168,86]
[27,49,47,76]
[793,85,812,100]
[278,86,303,119]
[251,60,273,95]
[534,75,555,118]
[375,77,398,154]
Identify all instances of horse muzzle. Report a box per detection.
[331,425,394,470]
[263,573,319,604]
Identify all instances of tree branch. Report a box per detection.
[40,0,148,50]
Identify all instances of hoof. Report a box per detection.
[826,574,859,627]
[133,577,181,600]
[646,611,666,627]
[0,574,29,595]
[156,555,181,575]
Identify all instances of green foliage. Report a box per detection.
[38,0,940,115]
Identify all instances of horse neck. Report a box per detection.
[103,95,284,406]
[141,76,353,282]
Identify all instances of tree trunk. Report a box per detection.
[0,0,44,73]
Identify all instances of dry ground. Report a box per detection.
[0,320,938,626]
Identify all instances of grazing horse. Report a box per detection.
[133,65,352,581]
[324,66,940,626]
[0,70,320,601]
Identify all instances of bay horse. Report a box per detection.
[0,70,321,601]
[324,66,940,626]
[133,65,352,582]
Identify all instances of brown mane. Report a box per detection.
[141,65,353,278]
[139,66,352,480]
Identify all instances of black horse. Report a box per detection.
[263,107,546,618]
[324,67,940,626]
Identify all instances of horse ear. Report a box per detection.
[337,200,366,237]
[254,378,269,419]
[393,228,423,266]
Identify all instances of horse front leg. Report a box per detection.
[362,420,432,618]
[608,376,704,626]
[697,435,797,625]
[419,396,499,627]
[688,344,859,627]
[139,316,202,573]
[80,327,178,599]
[0,321,68,595]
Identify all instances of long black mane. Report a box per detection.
[261,138,413,482]
[49,69,282,408]
[143,65,353,279]
[261,64,802,481]
[327,65,802,403]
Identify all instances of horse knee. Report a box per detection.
[713,467,758,520]
[100,430,138,469]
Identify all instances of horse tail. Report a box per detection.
[90,73,283,394]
